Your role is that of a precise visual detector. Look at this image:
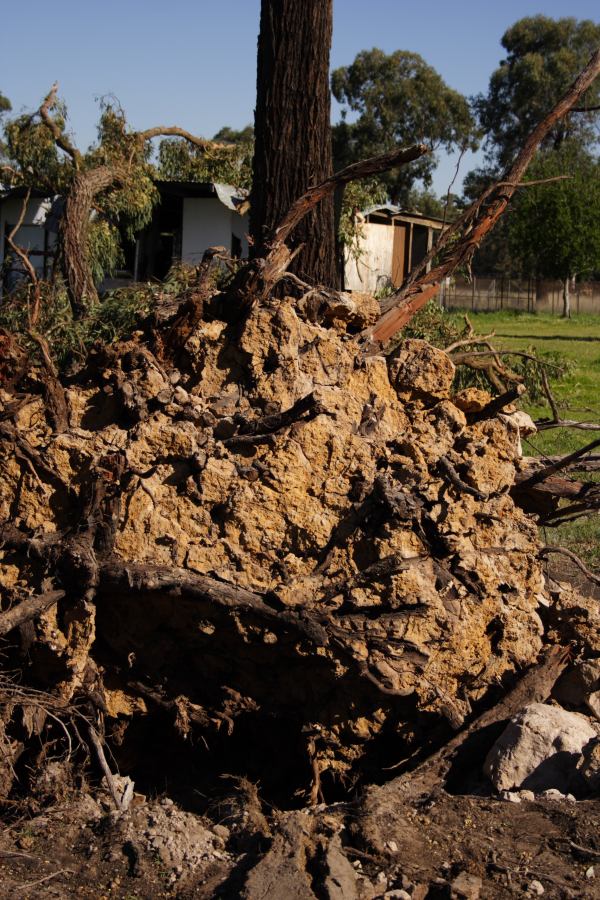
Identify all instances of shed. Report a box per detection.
[343,205,446,293]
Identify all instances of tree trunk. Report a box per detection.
[61,166,118,319]
[250,0,338,287]
[562,275,571,318]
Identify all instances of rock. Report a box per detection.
[500,790,522,803]
[322,836,360,900]
[577,738,600,793]
[450,871,482,899]
[539,788,568,801]
[452,388,491,414]
[384,891,411,899]
[483,703,597,793]
[388,339,455,402]
[528,880,544,895]
[554,660,600,712]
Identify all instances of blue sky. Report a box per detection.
[2,1,599,194]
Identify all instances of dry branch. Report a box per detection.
[539,545,600,587]
[0,590,64,636]
[389,645,569,801]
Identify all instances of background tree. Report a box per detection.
[0,91,11,164]
[332,49,478,204]
[507,143,600,317]
[250,0,337,286]
[473,16,600,171]
[158,125,253,188]
[4,86,237,317]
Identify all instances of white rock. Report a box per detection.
[585,866,595,879]
[483,703,597,792]
[540,788,566,801]
[528,880,544,895]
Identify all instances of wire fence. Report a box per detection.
[439,276,600,315]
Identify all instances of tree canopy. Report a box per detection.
[157,128,253,188]
[332,49,478,203]
[2,86,236,315]
[508,143,600,285]
[474,15,600,170]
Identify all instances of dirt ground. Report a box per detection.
[0,784,598,898]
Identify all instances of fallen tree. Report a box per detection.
[0,47,600,898]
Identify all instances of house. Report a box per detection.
[0,186,60,291]
[120,181,249,285]
[0,181,249,295]
[343,204,446,293]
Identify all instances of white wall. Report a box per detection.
[182,198,248,264]
[344,222,394,293]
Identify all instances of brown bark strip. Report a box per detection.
[362,48,600,348]
[0,590,64,636]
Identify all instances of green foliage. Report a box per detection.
[474,16,600,170]
[158,137,253,189]
[332,49,478,203]
[405,187,459,222]
[508,142,600,281]
[212,124,254,144]
[87,101,159,242]
[391,301,568,402]
[87,220,125,283]
[4,111,71,192]
[338,177,387,260]
[0,278,158,369]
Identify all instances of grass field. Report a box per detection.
[448,310,600,565]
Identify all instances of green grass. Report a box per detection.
[449,310,600,566]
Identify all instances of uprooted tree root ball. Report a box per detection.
[1,279,600,897]
[1,283,596,802]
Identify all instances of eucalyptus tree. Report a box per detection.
[250,0,337,286]
[332,49,478,204]
[3,86,238,317]
[474,15,600,170]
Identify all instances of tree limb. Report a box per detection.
[361,48,600,348]
[137,126,240,153]
[539,545,600,587]
[39,83,82,169]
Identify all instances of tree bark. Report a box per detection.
[61,166,119,319]
[562,275,571,318]
[562,275,571,319]
[250,0,338,287]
